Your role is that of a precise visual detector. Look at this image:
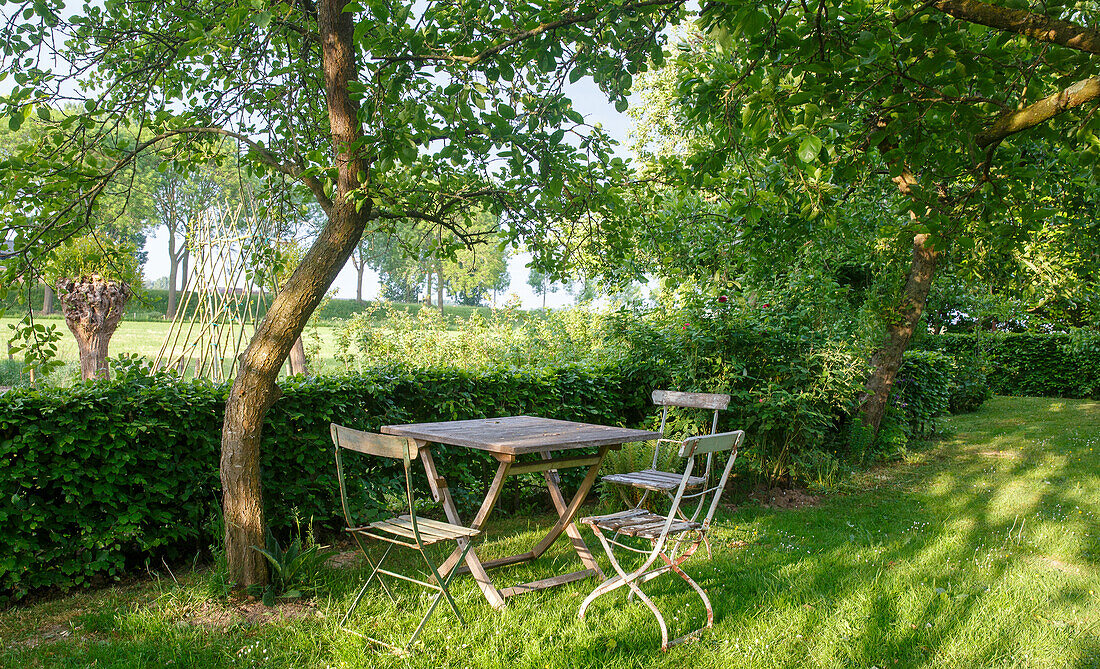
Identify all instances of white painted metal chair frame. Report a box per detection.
[579,429,744,650]
[331,424,475,655]
[613,390,731,550]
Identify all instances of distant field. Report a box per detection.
[0,317,348,382]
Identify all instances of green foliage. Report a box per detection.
[917,332,1100,399]
[946,352,993,414]
[0,375,224,599]
[332,304,618,372]
[6,316,65,381]
[44,234,142,287]
[0,364,656,599]
[249,518,332,606]
[892,351,953,440]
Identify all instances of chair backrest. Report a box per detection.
[679,430,744,458]
[330,423,418,461]
[663,429,744,534]
[330,423,419,529]
[650,389,731,472]
[651,390,731,411]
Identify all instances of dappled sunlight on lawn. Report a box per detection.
[2,396,1098,668]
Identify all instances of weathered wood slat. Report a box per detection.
[679,430,745,457]
[395,515,479,537]
[331,423,418,460]
[499,569,597,598]
[386,517,477,540]
[508,454,602,475]
[369,520,429,542]
[651,390,731,411]
[602,469,706,491]
[581,510,701,539]
[382,416,660,455]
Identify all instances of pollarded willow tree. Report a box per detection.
[626,0,1100,433]
[0,0,687,586]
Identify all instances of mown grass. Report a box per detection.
[2,396,1098,668]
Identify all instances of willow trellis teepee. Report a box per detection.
[153,202,276,381]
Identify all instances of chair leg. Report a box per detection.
[340,543,394,627]
[581,527,715,651]
[403,540,473,651]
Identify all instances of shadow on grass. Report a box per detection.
[3,397,1098,668]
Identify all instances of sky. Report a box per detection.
[140,80,636,310]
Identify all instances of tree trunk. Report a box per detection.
[180,247,190,294]
[219,0,368,589]
[424,271,432,306]
[41,283,55,314]
[436,259,444,315]
[56,275,132,380]
[288,336,309,376]
[167,230,180,319]
[355,261,365,304]
[859,232,941,433]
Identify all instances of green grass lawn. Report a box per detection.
[2,396,1098,668]
[0,318,349,382]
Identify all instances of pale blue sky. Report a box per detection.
[142,79,635,309]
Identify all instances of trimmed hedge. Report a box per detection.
[917,333,1100,399]
[0,342,966,599]
[0,364,660,599]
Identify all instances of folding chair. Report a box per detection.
[602,390,730,527]
[579,429,744,650]
[331,423,479,654]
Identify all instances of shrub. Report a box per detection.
[915,332,1100,399]
[892,350,953,439]
[0,364,657,600]
[947,352,992,413]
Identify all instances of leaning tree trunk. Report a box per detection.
[859,232,941,433]
[220,0,369,589]
[56,275,132,380]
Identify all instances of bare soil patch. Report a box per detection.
[750,486,821,509]
[181,597,322,630]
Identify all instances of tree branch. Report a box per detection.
[933,0,1100,56]
[976,76,1100,147]
[376,0,683,65]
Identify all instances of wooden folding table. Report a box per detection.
[381,415,660,609]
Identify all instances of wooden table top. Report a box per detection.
[381,415,661,456]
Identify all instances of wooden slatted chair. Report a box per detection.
[579,429,744,650]
[331,423,479,654]
[602,390,731,523]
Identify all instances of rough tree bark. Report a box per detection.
[56,275,132,380]
[859,232,941,433]
[354,257,366,304]
[219,0,368,589]
[859,168,942,434]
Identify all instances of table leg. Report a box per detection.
[417,442,507,610]
[532,445,608,579]
[438,457,512,577]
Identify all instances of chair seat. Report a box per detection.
[580,509,701,540]
[352,515,479,545]
[602,468,706,492]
